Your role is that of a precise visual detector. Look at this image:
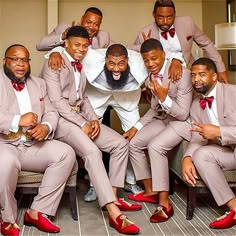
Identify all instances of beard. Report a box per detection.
[4,64,30,84]
[194,84,211,95]
[104,65,130,90]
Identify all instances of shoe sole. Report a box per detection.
[109,224,140,235]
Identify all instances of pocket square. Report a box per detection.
[186,35,192,41]
[39,98,44,102]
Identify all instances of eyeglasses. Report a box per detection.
[5,57,31,63]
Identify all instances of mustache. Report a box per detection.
[4,64,30,83]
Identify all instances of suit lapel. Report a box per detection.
[91,36,99,49]
[216,83,224,125]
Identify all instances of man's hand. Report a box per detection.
[26,124,49,141]
[182,156,198,186]
[90,120,100,140]
[61,21,79,40]
[142,29,152,41]
[148,74,170,102]
[48,52,65,71]
[81,122,94,139]
[19,112,38,127]
[168,59,183,82]
[218,71,229,84]
[123,127,138,141]
[191,122,221,140]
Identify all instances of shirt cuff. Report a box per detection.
[42,122,52,140]
[160,95,173,111]
[10,115,21,132]
[134,121,143,131]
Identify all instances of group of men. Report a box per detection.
[0,0,235,236]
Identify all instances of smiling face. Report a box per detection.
[81,11,102,38]
[65,36,89,61]
[141,49,165,76]
[3,45,30,80]
[191,64,217,95]
[153,6,175,32]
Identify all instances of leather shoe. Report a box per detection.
[1,222,20,236]
[24,211,60,233]
[128,192,158,204]
[209,210,236,229]
[150,204,174,223]
[109,214,140,235]
[115,198,142,211]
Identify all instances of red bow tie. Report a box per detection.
[161,28,175,40]
[199,96,214,109]
[71,61,82,72]
[11,81,25,92]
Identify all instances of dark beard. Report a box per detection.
[104,65,130,90]
[4,64,30,84]
[194,84,211,95]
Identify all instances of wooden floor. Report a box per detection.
[3,180,236,236]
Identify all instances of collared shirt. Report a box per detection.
[64,50,81,99]
[159,26,186,66]
[203,83,219,126]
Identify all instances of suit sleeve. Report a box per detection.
[41,62,90,127]
[191,20,226,72]
[36,23,68,51]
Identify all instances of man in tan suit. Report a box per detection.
[41,26,141,235]
[0,44,76,236]
[128,0,228,83]
[182,58,236,229]
[124,38,192,223]
[36,7,112,52]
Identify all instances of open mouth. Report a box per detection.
[112,72,121,80]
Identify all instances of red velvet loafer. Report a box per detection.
[128,192,158,204]
[109,214,140,235]
[150,204,174,223]
[209,210,236,229]
[1,222,20,236]
[24,211,60,233]
[115,198,142,211]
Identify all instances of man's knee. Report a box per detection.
[192,147,211,169]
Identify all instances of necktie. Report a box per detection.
[71,61,82,72]
[11,81,25,91]
[88,38,93,45]
[199,96,214,109]
[161,28,175,40]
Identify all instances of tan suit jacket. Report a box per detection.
[139,61,192,140]
[184,82,236,206]
[0,68,58,145]
[129,16,225,73]
[36,22,112,51]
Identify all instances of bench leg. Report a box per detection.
[68,186,78,220]
[186,186,196,220]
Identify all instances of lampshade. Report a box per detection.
[215,22,236,50]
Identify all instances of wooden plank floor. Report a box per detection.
[3,180,236,236]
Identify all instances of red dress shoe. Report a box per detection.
[1,222,20,236]
[128,192,158,204]
[209,210,236,229]
[150,204,174,223]
[109,214,140,235]
[24,211,60,233]
[115,198,142,211]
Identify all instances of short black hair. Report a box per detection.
[66,26,89,39]
[192,57,217,73]
[153,0,175,13]
[106,44,128,58]
[140,38,163,54]
[85,7,103,18]
[5,44,27,57]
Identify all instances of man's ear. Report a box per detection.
[212,72,218,82]
[65,40,68,48]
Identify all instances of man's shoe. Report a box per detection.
[115,198,142,211]
[150,204,174,223]
[124,183,143,194]
[24,211,60,233]
[84,187,97,202]
[109,214,140,235]
[209,210,236,229]
[1,222,20,236]
[128,192,158,204]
